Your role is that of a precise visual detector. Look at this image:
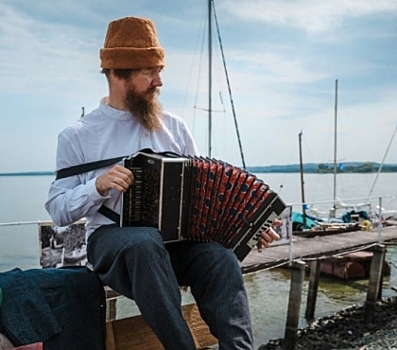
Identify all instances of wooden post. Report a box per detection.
[305,259,321,321]
[378,252,386,300]
[284,260,305,350]
[106,322,117,350]
[106,298,118,322]
[364,244,386,326]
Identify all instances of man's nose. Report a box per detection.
[151,72,163,87]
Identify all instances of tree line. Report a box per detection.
[317,162,397,173]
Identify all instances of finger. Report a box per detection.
[268,229,281,241]
[258,231,273,246]
[259,238,271,248]
[256,230,280,252]
[256,238,270,253]
[114,164,134,179]
[119,168,134,186]
[109,166,134,189]
[273,219,282,227]
[111,175,130,192]
[261,228,280,242]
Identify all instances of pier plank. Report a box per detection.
[241,226,397,274]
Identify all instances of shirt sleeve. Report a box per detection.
[45,130,109,227]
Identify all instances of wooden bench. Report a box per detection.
[104,288,217,350]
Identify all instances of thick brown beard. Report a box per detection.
[124,86,163,131]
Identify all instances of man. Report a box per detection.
[46,16,279,349]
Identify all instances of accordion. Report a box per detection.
[121,151,286,261]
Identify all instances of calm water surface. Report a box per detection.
[0,173,396,346]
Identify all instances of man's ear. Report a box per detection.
[109,69,118,79]
[109,69,125,86]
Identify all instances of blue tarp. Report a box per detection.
[292,212,318,229]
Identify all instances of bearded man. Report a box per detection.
[46,17,279,350]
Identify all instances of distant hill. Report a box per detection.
[247,162,397,173]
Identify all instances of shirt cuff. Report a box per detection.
[86,177,111,201]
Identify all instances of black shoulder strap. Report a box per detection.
[98,205,121,224]
[55,148,161,180]
[55,156,128,224]
[56,156,127,180]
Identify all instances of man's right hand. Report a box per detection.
[96,165,134,196]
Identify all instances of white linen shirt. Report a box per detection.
[45,99,200,240]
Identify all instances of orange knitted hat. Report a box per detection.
[100,17,165,69]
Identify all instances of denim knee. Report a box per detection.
[123,226,163,246]
[201,243,240,271]
[116,227,166,259]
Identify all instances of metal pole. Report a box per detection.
[298,131,306,228]
[333,79,338,203]
[377,197,383,242]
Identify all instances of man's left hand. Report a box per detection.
[257,219,282,252]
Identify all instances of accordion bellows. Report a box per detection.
[121,151,286,261]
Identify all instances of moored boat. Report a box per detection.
[316,251,391,280]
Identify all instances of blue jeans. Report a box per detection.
[87,225,253,350]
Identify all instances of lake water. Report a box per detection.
[0,172,396,346]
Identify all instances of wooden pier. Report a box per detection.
[241,225,397,273]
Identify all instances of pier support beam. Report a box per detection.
[106,298,118,321]
[284,260,305,350]
[364,244,386,326]
[305,259,321,321]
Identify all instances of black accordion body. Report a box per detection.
[121,151,286,261]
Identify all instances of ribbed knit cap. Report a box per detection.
[100,17,165,69]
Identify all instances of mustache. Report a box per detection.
[146,87,160,96]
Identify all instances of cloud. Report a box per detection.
[222,0,397,33]
[0,3,102,97]
[227,50,329,85]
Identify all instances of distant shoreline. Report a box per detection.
[247,162,397,174]
[0,171,54,177]
[1,162,396,176]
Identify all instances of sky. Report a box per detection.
[1,0,396,172]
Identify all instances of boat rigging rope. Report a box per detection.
[367,122,397,200]
[212,1,246,169]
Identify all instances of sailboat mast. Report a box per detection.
[299,131,306,227]
[206,0,246,166]
[333,79,338,203]
[208,0,213,157]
